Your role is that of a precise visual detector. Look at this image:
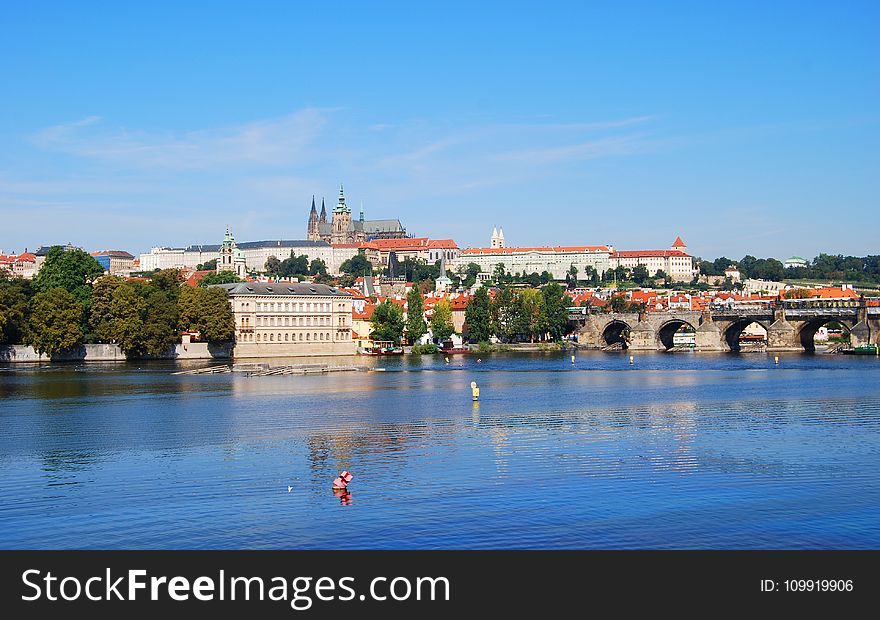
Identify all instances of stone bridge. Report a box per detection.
[568,302,880,352]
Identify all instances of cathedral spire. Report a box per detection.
[319,198,327,223]
[335,184,349,213]
[360,201,364,222]
[309,195,317,216]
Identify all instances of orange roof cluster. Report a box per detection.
[184,270,214,287]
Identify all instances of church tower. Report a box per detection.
[319,198,327,224]
[307,196,320,241]
[218,227,247,278]
[331,185,353,245]
[491,226,505,249]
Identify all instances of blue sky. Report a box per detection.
[1,1,877,260]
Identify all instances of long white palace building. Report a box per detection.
[139,236,359,275]
[452,232,698,282]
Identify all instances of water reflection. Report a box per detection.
[1,352,879,549]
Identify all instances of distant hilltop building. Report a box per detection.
[307,186,407,244]
[454,234,698,283]
[455,244,613,281]
[139,229,359,275]
[490,226,505,248]
[610,236,698,282]
[784,256,809,270]
[0,250,37,279]
[90,250,135,276]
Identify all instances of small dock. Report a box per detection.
[172,365,232,375]
[172,363,364,376]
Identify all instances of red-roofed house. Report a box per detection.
[610,237,698,282]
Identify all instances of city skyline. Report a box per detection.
[1,2,877,259]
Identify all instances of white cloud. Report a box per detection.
[30,108,331,170]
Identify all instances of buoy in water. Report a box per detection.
[571,355,575,364]
[445,357,449,364]
[471,381,480,401]
[629,355,634,365]
[477,358,482,363]
[774,356,779,365]
[332,470,353,490]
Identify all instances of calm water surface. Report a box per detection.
[1,352,879,549]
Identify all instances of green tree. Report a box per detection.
[110,283,147,356]
[264,256,281,274]
[458,262,481,288]
[492,263,508,286]
[309,259,328,277]
[199,271,241,287]
[178,286,235,343]
[88,275,124,342]
[465,286,492,343]
[27,288,84,355]
[632,264,650,286]
[405,288,427,344]
[142,289,180,356]
[279,253,310,277]
[196,259,218,271]
[370,300,405,344]
[609,295,631,314]
[149,269,184,300]
[0,279,31,344]
[32,246,104,304]
[542,282,569,341]
[518,288,546,342]
[430,299,455,343]
[491,287,526,342]
[340,252,373,277]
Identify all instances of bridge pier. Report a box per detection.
[629,320,659,351]
[766,315,800,352]
[694,319,724,352]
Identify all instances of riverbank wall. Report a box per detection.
[0,342,233,363]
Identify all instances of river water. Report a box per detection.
[1,352,878,549]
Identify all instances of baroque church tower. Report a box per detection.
[330,185,354,245]
[217,226,247,278]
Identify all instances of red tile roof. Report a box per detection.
[612,250,691,258]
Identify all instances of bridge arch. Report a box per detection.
[601,320,631,349]
[656,319,697,351]
[797,318,852,353]
[723,320,770,352]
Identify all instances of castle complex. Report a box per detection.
[307,186,407,244]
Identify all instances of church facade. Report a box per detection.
[307,186,407,244]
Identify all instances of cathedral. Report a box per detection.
[307,186,407,245]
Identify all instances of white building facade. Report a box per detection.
[609,237,698,282]
[215,282,356,357]
[453,246,613,281]
[140,237,357,275]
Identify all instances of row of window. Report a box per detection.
[249,316,349,327]
[237,331,352,343]
[238,301,349,313]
